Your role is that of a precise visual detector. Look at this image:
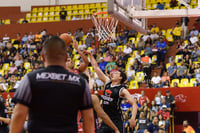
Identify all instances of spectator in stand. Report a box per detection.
[105,58,116,75]
[183,54,192,68]
[191,47,198,61]
[155,91,164,107]
[188,63,195,79]
[195,68,200,86]
[21,33,28,43]
[182,120,195,133]
[34,31,42,43]
[123,44,132,61]
[150,100,159,113]
[59,7,67,21]
[117,32,128,45]
[156,37,167,68]
[189,26,199,37]
[190,33,199,44]
[141,52,152,85]
[150,31,159,42]
[139,90,150,106]
[173,82,179,87]
[177,61,188,79]
[158,114,166,131]
[172,21,182,40]
[170,0,178,7]
[28,32,35,41]
[193,19,200,31]
[0,19,4,25]
[9,63,17,75]
[145,37,153,46]
[22,17,28,24]
[103,51,112,63]
[145,43,153,57]
[151,24,160,33]
[78,41,87,51]
[156,2,165,10]
[160,72,170,87]
[165,90,175,113]
[127,66,135,82]
[147,116,159,133]
[151,71,161,88]
[128,29,137,39]
[85,33,94,47]
[2,34,10,44]
[74,28,84,42]
[167,62,177,79]
[13,33,22,44]
[135,111,149,133]
[160,98,171,111]
[157,105,170,130]
[137,37,145,50]
[181,17,189,39]
[117,59,125,71]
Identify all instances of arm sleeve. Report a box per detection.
[79,80,93,110]
[12,74,32,107]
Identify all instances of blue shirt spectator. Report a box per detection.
[98,57,107,72]
[121,101,132,112]
[195,71,200,84]
[157,3,164,10]
[22,34,28,43]
[156,40,167,53]
[147,116,159,133]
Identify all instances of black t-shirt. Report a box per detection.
[138,118,149,130]
[12,65,93,133]
[165,95,175,104]
[101,81,124,119]
[60,11,67,19]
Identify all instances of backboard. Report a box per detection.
[107,0,146,33]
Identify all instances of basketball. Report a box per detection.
[60,33,73,46]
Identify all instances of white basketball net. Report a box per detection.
[92,13,118,41]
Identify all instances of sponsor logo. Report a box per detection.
[175,94,187,103]
[36,72,67,80]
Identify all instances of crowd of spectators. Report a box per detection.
[121,90,175,133]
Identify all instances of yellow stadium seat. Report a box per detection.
[115,46,124,52]
[72,10,78,15]
[101,3,107,7]
[78,4,84,9]
[0,69,4,76]
[90,3,96,8]
[140,50,144,55]
[85,9,90,14]
[44,7,49,12]
[32,13,37,17]
[66,5,71,10]
[146,4,152,10]
[38,12,43,17]
[79,10,84,15]
[129,80,139,89]
[135,72,145,82]
[2,63,10,71]
[166,63,170,69]
[26,13,31,18]
[152,55,157,64]
[87,66,94,73]
[66,16,71,21]
[152,4,157,9]
[49,11,55,16]
[74,60,80,68]
[43,17,48,22]
[43,12,49,17]
[54,17,60,21]
[30,18,36,23]
[167,29,172,35]
[166,34,174,42]
[171,79,180,87]
[13,44,18,49]
[72,5,78,10]
[55,6,61,11]
[165,3,170,9]
[32,8,38,13]
[127,57,135,65]
[96,3,101,7]
[37,17,42,22]
[180,78,190,87]
[4,19,11,24]
[49,17,54,21]
[161,30,166,36]
[84,4,89,9]
[190,78,197,87]
[176,63,181,67]
[67,10,72,16]
[38,7,43,12]
[175,55,183,63]
[24,62,31,69]
[73,54,80,61]
[97,8,102,12]
[49,7,55,11]
[102,8,107,12]
[193,61,200,68]
[18,18,24,24]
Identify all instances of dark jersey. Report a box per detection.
[12,65,93,133]
[101,81,124,118]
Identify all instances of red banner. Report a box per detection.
[2,87,200,112]
[99,87,200,112]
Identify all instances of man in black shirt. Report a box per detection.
[165,90,175,113]
[0,97,9,133]
[10,36,94,133]
[86,51,137,133]
[60,7,67,21]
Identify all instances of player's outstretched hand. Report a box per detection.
[83,50,92,55]
[129,118,136,129]
[115,129,120,133]
[73,40,79,50]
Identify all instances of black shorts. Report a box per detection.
[99,118,124,133]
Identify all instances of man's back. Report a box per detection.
[13,66,92,133]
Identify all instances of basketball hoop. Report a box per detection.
[92,12,118,42]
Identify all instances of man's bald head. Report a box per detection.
[42,36,67,64]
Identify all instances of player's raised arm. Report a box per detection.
[92,95,120,133]
[73,40,89,72]
[10,104,29,133]
[84,51,110,84]
[120,89,137,129]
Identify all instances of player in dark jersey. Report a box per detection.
[85,51,137,133]
[10,36,94,133]
[79,72,120,133]
[66,40,89,74]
